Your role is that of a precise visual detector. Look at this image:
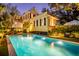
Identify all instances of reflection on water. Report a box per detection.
[34,40,46,46]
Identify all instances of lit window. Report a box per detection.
[34,21,35,26]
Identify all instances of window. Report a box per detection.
[40,19,42,26]
[44,18,46,26]
[34,21,35,26]
[36,20,38,26]
[33,14,35,17]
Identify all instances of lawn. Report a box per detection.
[0,37,8,56]
[0,46,8,56]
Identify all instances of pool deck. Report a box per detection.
[6,37,16,56]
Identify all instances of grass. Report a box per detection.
[0,46,8,56]
[0,37,8,56]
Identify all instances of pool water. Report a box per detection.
[9,34,79,56]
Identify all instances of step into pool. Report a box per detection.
[9,34,79,56]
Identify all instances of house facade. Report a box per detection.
[33,12,59,33]
[12,7,59,33]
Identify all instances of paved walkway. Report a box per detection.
[6,37,16,56]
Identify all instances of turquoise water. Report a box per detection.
[9,34,79,56]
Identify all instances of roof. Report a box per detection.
[34,12,59,20]
[64,20,79,25]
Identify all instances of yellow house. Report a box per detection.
[22,7,59,33]
[33,12,59,33]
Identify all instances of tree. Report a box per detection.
[41,8,50,14]
[0,3,20,28]
[48,3,79,25]
[10,6,20,16]
[23,20,30,30]
[6,4,20,19]
[0,4,6,21]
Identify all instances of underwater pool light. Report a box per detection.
[42,37,46,40]
[51,42,54,47]
[57,41,63,45]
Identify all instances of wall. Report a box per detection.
[33,12,49,32]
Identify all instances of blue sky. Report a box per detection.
[11,3,49,15]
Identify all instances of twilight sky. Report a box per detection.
[11,3,49,15]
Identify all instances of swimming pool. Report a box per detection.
[9,34,79,56]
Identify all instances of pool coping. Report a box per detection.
[6,35,16,56]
